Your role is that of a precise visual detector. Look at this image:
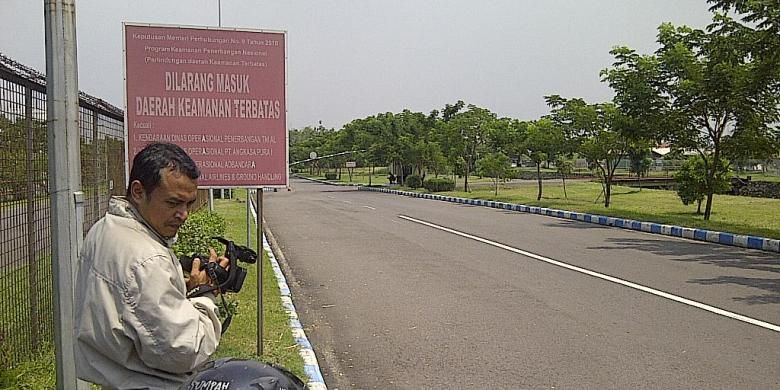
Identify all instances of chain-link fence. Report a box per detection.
[0,52,208,367]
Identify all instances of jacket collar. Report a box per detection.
[108,196,178,247]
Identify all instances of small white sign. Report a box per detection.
[345,161,356,168]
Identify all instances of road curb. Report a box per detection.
[262,235,327,390]
[358,186,780,253]
[250,197,328,389]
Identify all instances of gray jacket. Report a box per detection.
[75,197,221,389]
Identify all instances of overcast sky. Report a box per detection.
[1,0,713,129]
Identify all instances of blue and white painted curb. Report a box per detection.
[358,187,780,253]
[263,235,327,390]
[250,197,327,389]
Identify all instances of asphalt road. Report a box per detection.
[263,178,780,389]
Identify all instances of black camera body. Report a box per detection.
[179,237,258,293]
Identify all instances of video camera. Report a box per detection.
[179,237,258,294]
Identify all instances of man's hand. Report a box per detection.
[185,248,230,291]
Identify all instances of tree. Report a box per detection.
[627,144,653,190]
[724,125,780,177]
[546,96,634,208]
[675,155,731,214]
[523,118,564,200]
[602,13,780,219]
[445,105,496,192]
[555,155,574,199]
[476,152,511,196]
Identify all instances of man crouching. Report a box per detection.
[75,142,227,389]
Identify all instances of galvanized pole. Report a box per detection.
[256,189,264,356]
[44,0,82,388]
[246,189,251,246]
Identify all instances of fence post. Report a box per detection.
[45,0,82,387]
[92,111,99,223]
[24,85,40,349]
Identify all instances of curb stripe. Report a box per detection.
[356,186,780,253]
[263,235,328,389]
[250,195,328,389]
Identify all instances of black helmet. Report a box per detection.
[180,358,307,390]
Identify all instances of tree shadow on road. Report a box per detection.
[690,276,780,304]
[585,235,780,305]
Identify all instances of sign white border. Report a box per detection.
[122,22,289,189]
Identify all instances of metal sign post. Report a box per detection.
[246,188,251,247]
[256,189,264,356]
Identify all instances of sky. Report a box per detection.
[0,0,714,130]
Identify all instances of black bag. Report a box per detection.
[181,358,307,390]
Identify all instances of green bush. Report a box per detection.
[324,172,338,180]
[405,174,423,188]
[423,177,455,192]
[173,210,227,258]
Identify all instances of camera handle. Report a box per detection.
[185,263,234,335]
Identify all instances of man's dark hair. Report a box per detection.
[127,142,200,196]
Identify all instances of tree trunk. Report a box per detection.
[602,163,612,208]
[696,199,702,214]
[703,190,714,220]
[536,162,542,201]
[464,158,471,192]
[637,171,642,191]
[562,174,568,199]
[368,164,373,186]
[495,178,499,196]
[703,150,719,221]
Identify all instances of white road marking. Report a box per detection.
[363,206,376,210]
[398,215,780,333]
[342,200,352,204]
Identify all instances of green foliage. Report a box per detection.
[546,96,637,207]
[675,156,731,214]
[423,177,456,192]
[442,104,497,192]
[172,210,227,258]
[0,344,56,389]
[0,115,48,202]
[476,152,511,195]
[555,156,575,176]
[211,191,306,379]
[628,146,653,178]
[440,181,780,239]
[602,9,780,219]
[324,172,338,180]
[404,174,423,188]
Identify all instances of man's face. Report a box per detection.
[130,168,198,238]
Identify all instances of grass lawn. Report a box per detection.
[298,170,779,238]
[0,191,305,389]
[439,181,780,239]
[735,172,780,182]
[210,193,305,377]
